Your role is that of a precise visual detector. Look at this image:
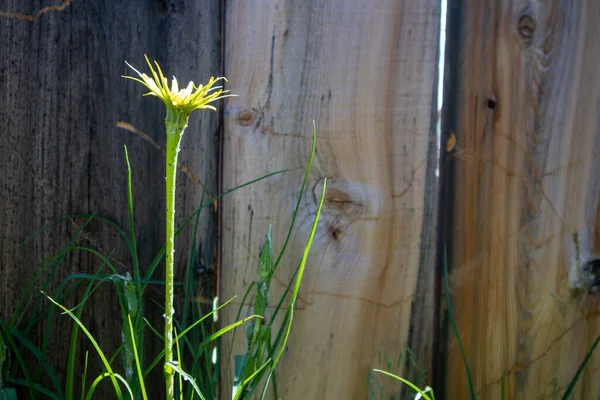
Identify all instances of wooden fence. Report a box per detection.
[0,0,598,399]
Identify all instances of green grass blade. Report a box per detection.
[14,215,97,328]
[0,321,36,399]
[143,170,286,285]
[174,327,184,399]
[81,351,89,400]
[123,146,144,382]
[197,315,261,346]
[66,254,112,399]
[372,369,432,400]
[242,123,319,400]
[165,362,207,400]
[444,248,476,400]
[85,372,132,400]
[8,327,62,395]
[43,292,124,398]
[35,285,61,391]
[123,146,141,286]
[144,318,165,342]
[21,213,132,250]
[108,343,126,366]
[7,377,61,399]
[182,191,205,333]
[227,282,256,369]
[561,333,600,399]
[177,296,237,343]
[144,298,241,377]
[271,121,317,281]
[233,358,271,400]
[128,314,148,400]
[259,176,326,400]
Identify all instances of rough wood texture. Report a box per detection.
[0,1,220,397]
[446,1,600,398]
[220,1,441,398]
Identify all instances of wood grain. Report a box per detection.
[220,1,441,398]
[0,1,220,397]
[446,1,600,398]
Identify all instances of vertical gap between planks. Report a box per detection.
[216,0,226,398]
[429,0,450,393]
[435,0,464,395]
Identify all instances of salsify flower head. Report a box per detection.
[123,55,236,119]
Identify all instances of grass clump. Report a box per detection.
[1,56,325,400]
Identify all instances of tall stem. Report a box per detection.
[164,109,187,400]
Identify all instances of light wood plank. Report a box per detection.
[446,1,600,398]
[221,1,441,398]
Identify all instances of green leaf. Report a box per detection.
[257,227,274,282]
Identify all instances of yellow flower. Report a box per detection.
[123,55,235,117]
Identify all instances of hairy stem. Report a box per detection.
[164,109,187,400]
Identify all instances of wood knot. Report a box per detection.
[312,178,368,244]
[323,187,364,218]
[327,224,343,241]
[517,15,536,42]
[237,109,259,127]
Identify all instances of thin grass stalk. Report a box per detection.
[562,333,600,399]
[444,248,476,400]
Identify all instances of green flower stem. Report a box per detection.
[164,108,188,400]
[123,55,234,400]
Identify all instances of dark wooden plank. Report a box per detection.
[0,1,220,397]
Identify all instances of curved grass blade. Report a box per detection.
[233,358,271,400]
[143,170,287,286]
[372,369,433,400]
[20,213,131,251]
[43,292,124,398]
[144,318,165,342]
[143,297,242,377]
[270,121,317,275]
[66,257,112,400]
[165,362,207,400]
[14,215,97,328]
[7,377,61,400]
[259,177,326,400]
[227,281,256,369]
[0,321,37,399]
[231,123,318,399]
[8,327,62,395]
[85,372,133,400]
